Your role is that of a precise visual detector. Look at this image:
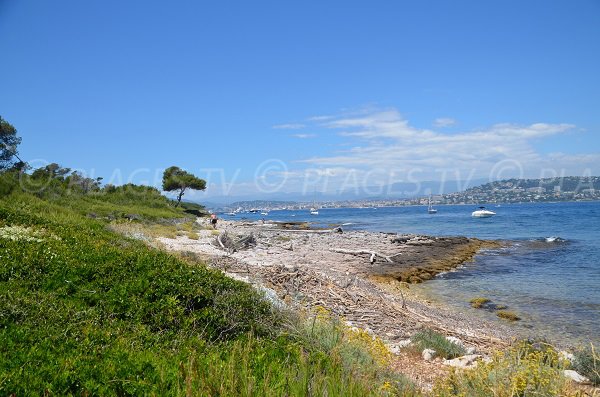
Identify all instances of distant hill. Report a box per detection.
[441,176,600,204]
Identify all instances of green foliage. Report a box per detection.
[0,116,22,170]
[0,170,20,196]
[162,166,206,206]
[410,329,466,359]
[573,343,600,386]
[0,191,411,396]
[433,340,578,397]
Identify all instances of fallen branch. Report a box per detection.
[329,248,392,263]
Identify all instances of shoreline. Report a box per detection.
[156,219,517,345]
[155,218,525,388]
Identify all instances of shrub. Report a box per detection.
[0,191,417,396]
[433,340,577,397]
[573,343,600,386]
[410,329,466,359]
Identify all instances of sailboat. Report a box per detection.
[427,195,438,214]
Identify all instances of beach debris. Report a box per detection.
[329,248,393,263]
[443,354,482,369]
[422,349,437,361]
[563,370,591,384]
[215,231,256,253]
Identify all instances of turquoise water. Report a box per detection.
[232,202,600,344]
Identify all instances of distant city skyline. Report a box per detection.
[1,1,599,201]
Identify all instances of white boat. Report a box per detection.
[309,189,319,215]
[260,211,269,216]
[471,206,496,218]
[427,195,437,214]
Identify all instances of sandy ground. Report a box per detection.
[153,218,522,390]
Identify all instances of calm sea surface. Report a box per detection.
[230,202,600,345]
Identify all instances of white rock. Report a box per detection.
[465,346,477,355]
[397,339,412,348]
[443,354,482,369]
[422,348,437,361]
[563,370,590,384]
[446,336,465,348]
[389,345,401,355]
[559,351,576,364]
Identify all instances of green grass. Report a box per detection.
[410,329,466,359]
[0,187,415,396]
[573,343,600,386]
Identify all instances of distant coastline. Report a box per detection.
[211,176,600,212]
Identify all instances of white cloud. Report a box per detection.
[273,123,305,130]
[433,117,456,128]
[297,107,591,180]
[291,133,317,139]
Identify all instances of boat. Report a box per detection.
[427,195,437,214]
[309,189,319,215]
[260,211,269,216]
[471,206,496,218]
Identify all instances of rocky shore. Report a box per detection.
[154,219,523,389]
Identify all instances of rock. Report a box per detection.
[445,336,465,348]
[465,346,477,355]
[559,350,576,364]
[389,345,401,355]
[397,339,412,348]
[563,370,590,384]
[443,354,482,369]
[422,348,437,361]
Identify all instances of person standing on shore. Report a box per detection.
[210,213,218,229]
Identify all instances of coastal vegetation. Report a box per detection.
[433,340,580,396]
[162,166,206,207]
[573,344,600,386]
[0,169,413,395]
[410,329,466,359]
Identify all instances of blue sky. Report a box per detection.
[1,0,599,200]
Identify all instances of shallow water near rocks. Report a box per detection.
[233,201,600,345]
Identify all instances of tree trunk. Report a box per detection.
[175,187,186,207]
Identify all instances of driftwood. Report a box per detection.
[262,227,343,234]
[215,232,256,253]
[330,248,393,263]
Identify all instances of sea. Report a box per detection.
[231,201,600,345]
